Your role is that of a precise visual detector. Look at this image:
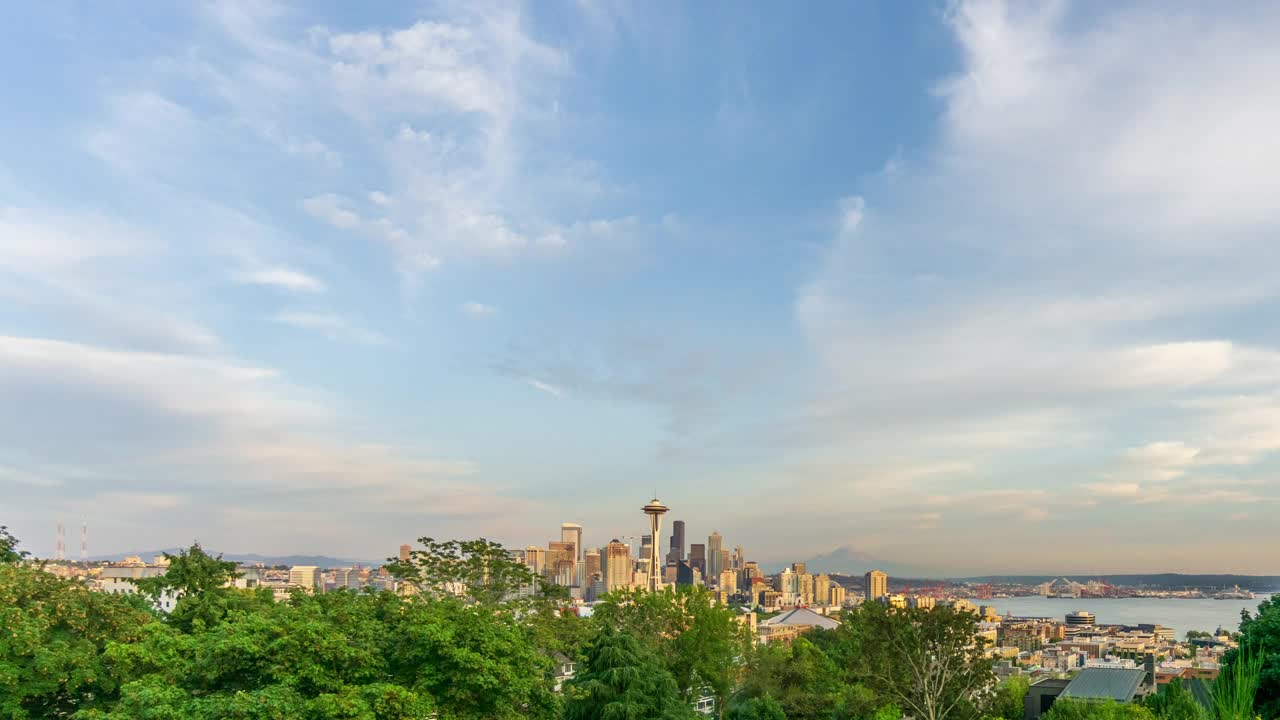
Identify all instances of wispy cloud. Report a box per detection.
[526,378,566,398]
[234,267,325,293]
[272,312,389,346]
[460,301,497,318]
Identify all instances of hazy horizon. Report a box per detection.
[3,1,1279,574]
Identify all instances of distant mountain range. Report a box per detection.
[88,549,382,568]
[955,574,1280,591]
[771,545,942,578]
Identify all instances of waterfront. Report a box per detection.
[984,594,1274,639]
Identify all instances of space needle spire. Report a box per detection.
[641,496,669,592]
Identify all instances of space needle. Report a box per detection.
[641,496,669,592]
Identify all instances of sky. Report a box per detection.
[2,0,1279,575]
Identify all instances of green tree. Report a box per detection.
[564,627,695,720]
[1224,595,1280,718]
[384,595,561,720]
[591,586,751,715]
[385,537,561,606]
[1215,640,1266,720]
[987,676,1030,720]
[131,542,259,633]
[834,602,996,720]
[0,562,154,718]
[726,696,786,720]
[1145,678,1208,720]
[1185,631,1212,640]
[1042,699,1156,719]
[98,588,552,720]
[0,526,28,564]
[733,638,849,720]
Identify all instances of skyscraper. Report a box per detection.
[815,574,832,607]
[667,519,686,565]
[642,498,669,592]
[865,570,888,602]
[690,543,706,576]
[733,544,744,571]
[707,531,723,585]
[524,546,547,576]
[399,544,411,562]
[561,523,583,563]
[676,559,694,586]
[640,534,653,562]
[549,541,576,585]
[604,540,632,592]
[585,548,601,579]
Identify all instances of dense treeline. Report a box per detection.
[2,528,1277,720]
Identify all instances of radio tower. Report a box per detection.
[56,521,65,561]
[81,523,88,563]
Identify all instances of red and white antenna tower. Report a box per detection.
[81,523,88,562]
[56,520,66,561]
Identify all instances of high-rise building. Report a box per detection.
[707,531,723,584]
[667,520,686,565]
[792,562,807,576]
[690,544,706,576]
[605,540,632,592]
[524,546,547,576]
[549,541,576,585]
[719,569,738,594]
[815,574,831,607]
[399,544,411,562]
[733,544,744,571]
[830,585,847,607]
[584,548,601,579]
[640,534,653,562]
[676,560,694,586]
[289,566,321,592]
[865,570,888,602]
[797,573,815,605]
[642,498,669,592]
[561,523,583,564]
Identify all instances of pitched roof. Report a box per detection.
[760,607,841,629]
[1061,668,1146,702]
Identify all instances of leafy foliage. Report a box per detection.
[0,563,154,719]
[1043,699,1156,719]
[1143,678,1208,720]
[563,627,695,720]
[0,526,28,565]
[987,676,1030,720]
[94,589,559,720]
[832,602,996,720]
[1225,595,1280,719]
[130,542,261,633]
[591,585,752,713]
[385,537,562,606]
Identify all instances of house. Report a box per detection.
[552,653,576,692]
[758,606,841,643]
[1024,668,1150,720]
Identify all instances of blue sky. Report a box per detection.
[3,0,1279,574]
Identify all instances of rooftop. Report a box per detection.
[1060,668,1147,702]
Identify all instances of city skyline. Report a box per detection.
[3,1,1280,574]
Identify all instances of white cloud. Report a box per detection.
[1121,441,1200,481]
[272,311,389,346]
[791,0,1280,546]
[234,267,326,293]
[301,193,361,230]
[460,301,497,318]
[527,378,566,398]
[1085,482,1142,498]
